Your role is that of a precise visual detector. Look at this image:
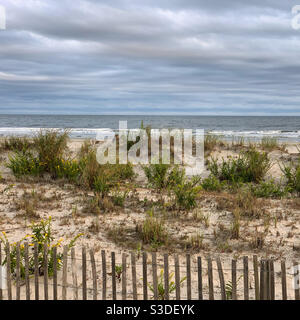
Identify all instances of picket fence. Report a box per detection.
[0,242,299,300]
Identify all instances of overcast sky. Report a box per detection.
[0,0,299,115]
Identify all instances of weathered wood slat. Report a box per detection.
[111,252,116,300]
[281,260,287,300]
[0,243,2,300]
[142,252,148,300]
[174,254,180,300]
[82,247,87,300]
[131,252,137,300]
[270,259,275,300]
[90,249,97,300]
[24,243,30,300]
[164,253,169,300]
[6,244,12,300]
[34,243,39,300]
[243,256,249,300]
[232,259,237,300]
[216,257,226,300]
[52,246,57,300]
[152,252,158,300]
[102,250,107,300]
[207,257,214,300]
[186,254,192,300]
[293,261,300,300]
[71,248,78,300]
[122,253,127,300]
[16,243,21,300]
[253,255,259,300]
[62,246,68,300]
[43,243,48,300]
[197,256,203,300]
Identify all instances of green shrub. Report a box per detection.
[201,174,224,191]
[208,149,271,183]
[250,180,288,198]
[7,151,43,177]
[173,180,201,210]
[143,163,184,190]
[0,217,82,278]
[280,160,300,194]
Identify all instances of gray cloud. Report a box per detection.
[0,0,299,115]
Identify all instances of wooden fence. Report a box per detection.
[0,242,299,300]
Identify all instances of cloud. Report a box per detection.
[0,0,299,114]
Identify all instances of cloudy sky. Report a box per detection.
[0,0,299,115]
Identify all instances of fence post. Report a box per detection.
[122,253,127,300]
[111,252,116,300]
[259,259,264,300]
[16,243,21,300]
[270,259,275,300]
[266,260,270,300]
[216,257,226,300]
[131,252,137,300]
[90,249,97,300]
[197,257,203,300]
[186,254,192,300]
[243,256,249,300]
[34,243,39,300]
[52,246,57,300]
[174,254,180,300]
[207,257,214,300]
[43,243,48,300]
[5,244,12,300]
[164,254,169,300]
[0,243,2,300]
[24,243,30,300]
[152,252,158,300]
[281,260,287,300]
[82,247,87,300]
[232,259,237,300]
[71,248,78,300]
[253,255,259,300]
[142,252,148,300]
[62,245,68,300]
[102,250,107,300]
[293,261,300,300]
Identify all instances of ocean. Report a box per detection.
[0,114,299,142]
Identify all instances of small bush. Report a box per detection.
[208,149,271,183]
[201,174,224,191]
[173,180,201,210]
[137,211,168,247]
[250,180,288,198]
[235,189,265,218]
[280,160,300,194]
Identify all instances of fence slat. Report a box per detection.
[131,252,137,300]
[270,259,275,300]
[164,254,169,300]
[71,248,78,300]
[293,261,300,300]
[43,243,48,300]
[16,243,21,300]
[207,257,214,300]
[266,260,270,300]
[264,260,268,300]
[122,253,127,300]
[186,254,192,300]
[62,245,68,300]
[142,252,148,300]
[5,244,12,300]
[24,243,30,300]
[102,250,107,300]
[216,257,226,300]
[90,249,97,300]
[174,254,180,300]
[232,259,237,300]
[34,243,39,300]
[111,252,116,300]
[0,243,2,300]
[152,252,158,300]
[52,247,57,300]
[82,247,87,300]
[243,256,249,300]
[197,257,202,300]
[281,260,287,300]
[253,255,259,300]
